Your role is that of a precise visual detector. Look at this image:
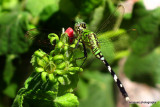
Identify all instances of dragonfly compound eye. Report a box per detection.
[74,22,87,34]
[80,22,86,29]
[74,23,80,33]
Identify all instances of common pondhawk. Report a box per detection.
[72,7,157,105]
[74,21,130,101]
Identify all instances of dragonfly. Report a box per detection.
[74,21,130,101]
[73,11,157,106]
[64,4,129,102]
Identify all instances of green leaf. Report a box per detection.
[12,93,24,107]
[79,71,115,107]
[59,0,77,18]
[76,78,88,99]
[130,2,160,55]
[3,55,16,85]
[0,102,3,107]
[40,0,60,21]
[124,47,160,85]
[26,0,60,17]
[1,0,19,10]
[129,104,140,107]
[89,5,105,31]
[3,83,17,98]
[79,0,103,16]
[12,89,57,107]
[151,101,160,107]
[0,12,29,55]
[88,0,115,31]
[58,74,79,95]
[54,93,79,107]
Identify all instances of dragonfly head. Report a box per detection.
[74,22,87,34]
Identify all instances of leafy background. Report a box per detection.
[0,0,160,107]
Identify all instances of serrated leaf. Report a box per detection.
[54,93,79,107]
[0,12,29,55]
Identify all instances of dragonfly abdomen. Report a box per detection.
[87,32,129,100]
[94,50,130,101]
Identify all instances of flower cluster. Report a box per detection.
[12,31,82,107]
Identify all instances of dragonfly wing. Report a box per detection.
[98,33,115,63]
[25,28,40,44]
[96,5,125,35]
[25,28,55,53]
[94,5,133,61]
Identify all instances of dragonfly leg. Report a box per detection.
[73,39,81,49]
[75,42,87,67]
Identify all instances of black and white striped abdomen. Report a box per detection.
[95,51,130,101]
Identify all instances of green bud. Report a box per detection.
[57,42,63,48]
[69,64,73,67]
[50,50,55,56]
[53,54,64,63]
[68,67,83,74]
[41,72,47,82]
[34,50,48,62]
[34,50,45,57]
[48,74,55,82]
[64,44,68,51]
[37,57,46,67]
[63,75,70,85]
[54,70,63,75]
[70,44,76,48]
[56,62,66,69]
[35,67,44,72]
[58,76,65,85]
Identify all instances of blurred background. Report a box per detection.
[0,0,160,107]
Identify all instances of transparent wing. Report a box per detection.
[91,5,137,62]
[25,28,55,53]
[96,5,125,35]
[98,29,131,62]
